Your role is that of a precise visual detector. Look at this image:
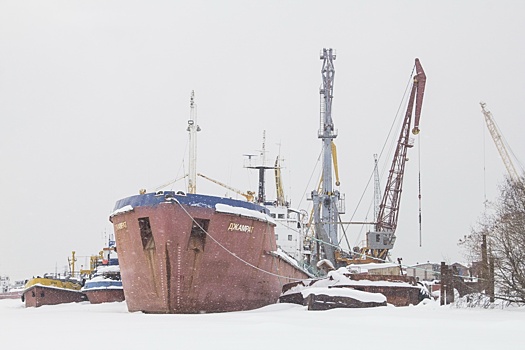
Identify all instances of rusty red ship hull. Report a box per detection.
[280,271,424,308]
[81,266,125,304]
[84,289,125,304]
[23,285,87,308]
[0,290,23,300]
[110,191,309,314]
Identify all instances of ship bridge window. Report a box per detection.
[188,218,209,252]
[270,213,276,218]
[138,217,155,250]
[278,214,285,219]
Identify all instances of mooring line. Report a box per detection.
[171,198,311,282]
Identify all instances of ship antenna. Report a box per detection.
[187,90,201,194]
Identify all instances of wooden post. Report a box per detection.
[481,234,488,292]
[440,262,446,306]
[447,265,455,304]
[440,262,455,305]
[489,256,495,302]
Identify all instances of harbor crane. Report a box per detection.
[310,48,345,267]
[480,102,522,184]
[363,58,427,262]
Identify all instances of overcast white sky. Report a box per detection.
[1,1,524,280]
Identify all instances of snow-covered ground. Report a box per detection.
[1,298,523,349]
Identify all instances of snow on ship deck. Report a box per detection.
[111,191,272,218]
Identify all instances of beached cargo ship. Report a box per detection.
[0,277,25,300]
[110,191,309,313]
[82,245,125,304]
[22,275,87,308]
[109,91,310,314]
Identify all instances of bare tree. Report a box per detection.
[490,178,525,302]
[460,177,525,303]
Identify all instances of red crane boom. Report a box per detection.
[367,58,427,261]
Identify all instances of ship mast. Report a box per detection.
[187,90,201,194]
[246,130,275,204]
[311,48,341,265]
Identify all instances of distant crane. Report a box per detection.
[480,102,522,184]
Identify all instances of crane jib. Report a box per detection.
[372,58,427,260]
[412,58,427,135]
